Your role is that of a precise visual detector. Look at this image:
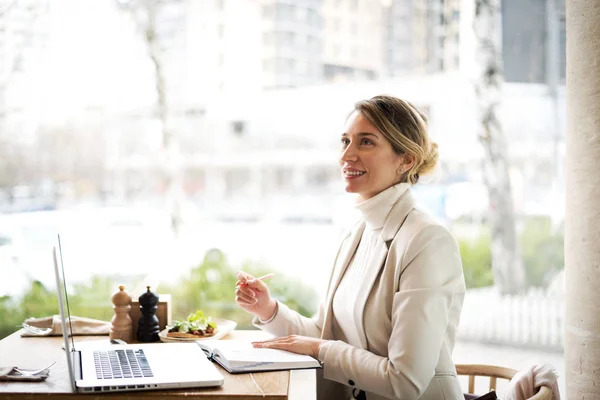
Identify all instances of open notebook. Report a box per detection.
[196,340,322,374]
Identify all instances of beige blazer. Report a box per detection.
[255,190,466,400]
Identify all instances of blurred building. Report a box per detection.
[322,0,384,81]
[0,0,49,143]
[186,0,323,97]
[502,0,566,84]
[184,0,476,94]
[384,0,429,75]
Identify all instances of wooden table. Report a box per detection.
[0,329,309,400]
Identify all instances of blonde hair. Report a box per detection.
[353,95,438,184]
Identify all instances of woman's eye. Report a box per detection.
[341,138,350,146]
[361,139,373,145]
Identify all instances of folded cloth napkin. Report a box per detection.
[505,364,561,400]
[21,315,110,337]
[0,367,49,382]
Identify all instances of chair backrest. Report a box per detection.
[456,364,553,400]
[456,364,518,394]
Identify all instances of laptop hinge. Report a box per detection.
[72,350,83,381]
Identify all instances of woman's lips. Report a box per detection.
[343,170,366,179]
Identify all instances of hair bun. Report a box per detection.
[418,141,438,176]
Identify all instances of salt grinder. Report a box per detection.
[110,285,133,343]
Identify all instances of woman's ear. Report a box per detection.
[401,154,415,171]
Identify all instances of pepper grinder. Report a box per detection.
[137,286,160,342]
[110,285,133,343]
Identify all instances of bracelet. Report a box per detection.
[258,301,279,324]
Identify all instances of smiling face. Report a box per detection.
[340,111,411,200]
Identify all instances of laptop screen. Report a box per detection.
[53,234,78,391]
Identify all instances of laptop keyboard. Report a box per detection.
[93,349,154,380]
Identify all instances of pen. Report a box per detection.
[236,273,275,288]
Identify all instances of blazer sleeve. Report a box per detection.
[318,224,465,400]
[252,299,325,338]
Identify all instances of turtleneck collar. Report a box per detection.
[355,183,411,232]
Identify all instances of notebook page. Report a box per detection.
[223,348,316,363]
[202,340,317,365]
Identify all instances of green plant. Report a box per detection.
[457,234,494,289]
[520,216,564,287]
[0,295,21,339]
[69,275,121,323]
[20,280,59,320]
[455,217,564,289]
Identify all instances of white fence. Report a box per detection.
[457,287,564,351]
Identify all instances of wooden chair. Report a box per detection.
[456,364,553,400]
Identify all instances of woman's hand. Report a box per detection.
[235,271,277,321]
[252,335,327,359]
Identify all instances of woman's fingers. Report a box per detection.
[235,271,254,285]
[235,271,270,292]
[235,286,256,300]
[235,291,256,305]
[251,335,324,358]
[236,297,256,306]
[257,341,290,350]
[253,335,295,347]
[252,337,303,353]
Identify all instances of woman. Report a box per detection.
[235,95,466,400]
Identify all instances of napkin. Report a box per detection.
[505,364,561,400]
[21,315,110,337]
[0,367,49,382]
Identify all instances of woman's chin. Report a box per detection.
[343,183,361,194]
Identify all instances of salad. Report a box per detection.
[166,310,217,338]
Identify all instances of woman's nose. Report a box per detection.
[341,144,358,162]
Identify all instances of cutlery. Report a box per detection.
[21,322,53,335]
[14,361,56,376]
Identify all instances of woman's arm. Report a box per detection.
[318,225,465,400]
[246,228,354,339]
[253,299,325,338]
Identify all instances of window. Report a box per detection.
[276,4,294,20]
[1,6,569,394]
[296,6,307,21]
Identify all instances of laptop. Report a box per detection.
[52,235,225,393]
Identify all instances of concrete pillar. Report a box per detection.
[565,1,600,398]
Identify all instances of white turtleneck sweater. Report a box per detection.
[331,183,410,348]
